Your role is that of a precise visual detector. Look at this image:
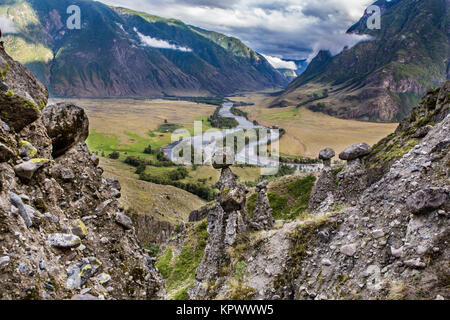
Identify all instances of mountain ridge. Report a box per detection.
[275,0,449,122]
[0,0,287,98]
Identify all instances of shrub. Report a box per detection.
[108,151,120,159]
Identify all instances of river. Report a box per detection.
[162,101,322,172]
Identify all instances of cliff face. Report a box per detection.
[177,82,449,300]
[0,47,164,300]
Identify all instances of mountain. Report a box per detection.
[274,0,449,122]
[0,0,287,98]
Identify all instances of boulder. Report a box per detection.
[339,143,372,161]
[41,103,89,157]
[413,125,433,138]
[319,148,335,160]
[256,180,269,191]
[115,212,133,230]
[14,159,50,181]
[48,233,81,249]
[212,148,235,169]
[0,46,48,131]
[406,188,448,215]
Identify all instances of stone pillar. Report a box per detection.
[250,180,275,231]
[308,148,336,212]
[336,143,372,203]
[190,149,249,299]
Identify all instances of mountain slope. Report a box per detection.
[275,0,449,122]
[0,0,287,97]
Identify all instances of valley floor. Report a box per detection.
[230,91,398,158]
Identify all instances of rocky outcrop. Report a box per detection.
[250,181,274,231]
[189,152,249,299]
[0,46,48,131]
[309,148,337,212]
[333,143,372,203]
[0,49,164,300]
[41,103,89,157]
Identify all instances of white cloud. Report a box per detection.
[262,54,297,70]
[134,27,192,52]
[307,33,373,62]
[0,16,17,34]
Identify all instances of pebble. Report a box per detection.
[48,233,81,249]
[0,256,10,269]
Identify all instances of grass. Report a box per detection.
[156,221,209,299]
[269,175,316,221]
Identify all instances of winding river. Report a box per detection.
[163,101,322,172]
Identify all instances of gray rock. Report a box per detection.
[48,233,81,249]
[19,141,37,159]
[372,229,385,239]
[390,246,404,258]
[256,180,269,191]
[18,263,28,274]
[406,188,448,215]
[9,192,33,228]
[413,125,432,138]
[0,256,10,269]
[41,103,89,157]
[339,143,372,161]
[404,258,426,269]
[115,212,133,230]
[14,159,49,181]
[250,181,274,231]
[0,46,49,131]
[340,243,358,257]
[321,258,332,266]
[319,148,335,160]
[60,168,75,181]
[97,273,112,285]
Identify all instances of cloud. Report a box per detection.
[0,16,17,34]
[134,28,192,52]
[262,54,297,70]
[307,33,373,62]
[101,0,375,59]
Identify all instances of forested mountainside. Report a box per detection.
[0,0,287,98]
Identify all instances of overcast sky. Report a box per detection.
[99,0,374,61]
